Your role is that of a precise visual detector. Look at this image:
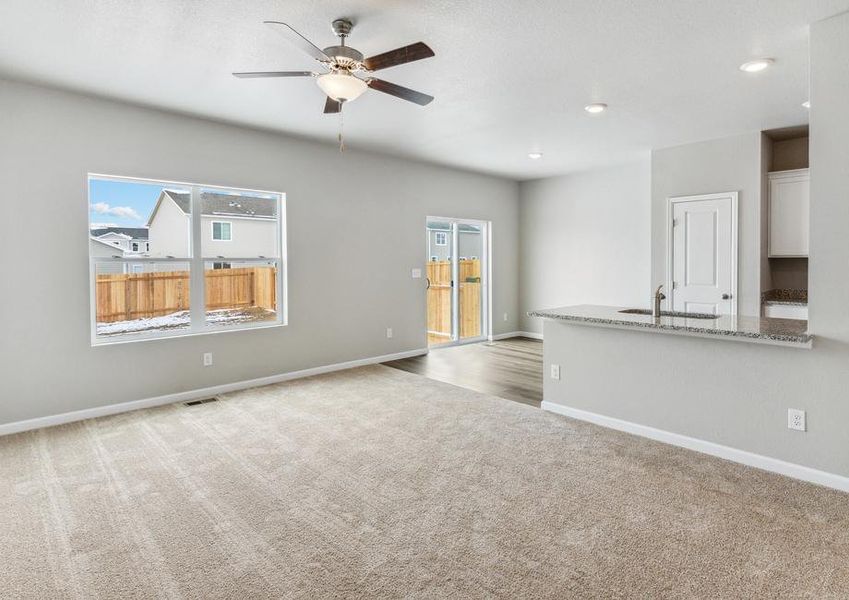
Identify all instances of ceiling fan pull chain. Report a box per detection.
[338,107,345,152]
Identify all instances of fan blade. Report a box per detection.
[366,78,434,106]
[264,21,331,63]
[324,97,342,114]
[233,71,315,78]
[363,42,434,72]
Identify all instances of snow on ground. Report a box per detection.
[97,308,276,336]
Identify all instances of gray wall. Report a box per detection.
[772,137,809,172]
[769,258,808,291]
[651,132,763,316]
[0,78,519,425]
[519,161,652,334]
[542,10,849,478]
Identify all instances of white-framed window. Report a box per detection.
[434,231,447,246]
[131,242,139,252]
[212,221,232,241]
[88,174,287,345]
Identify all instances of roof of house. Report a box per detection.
[163,190,276,218]
[89,236,126,253]
[90,227,149,240]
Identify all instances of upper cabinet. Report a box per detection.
[768,168,810,257]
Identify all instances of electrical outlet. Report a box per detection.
[411,268,422,279]
[386,328,393,339]
[203,352,213,367]
[503,312,508,322]
[788,408,806,431]
[550,364,561,380]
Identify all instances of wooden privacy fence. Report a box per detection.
[95,267,276,323]
[426,259,481,340]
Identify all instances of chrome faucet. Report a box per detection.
[652,284,666,317]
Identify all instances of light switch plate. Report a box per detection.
[550,364,561,380]
[411,268,422,279]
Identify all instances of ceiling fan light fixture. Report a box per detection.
[317,72,367,102]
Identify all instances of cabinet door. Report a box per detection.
[764,304,808,320]
[769,170,810,257]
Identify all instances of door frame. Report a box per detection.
[665,191,738,315]
[426,216,490,347]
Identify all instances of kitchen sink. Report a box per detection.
[619,308,720,320]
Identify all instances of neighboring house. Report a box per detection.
[90,227,152,274]
[90,227,150,254]
[426,221,481,261]
[147,190,277,266]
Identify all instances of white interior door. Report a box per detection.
[668,192,737,315]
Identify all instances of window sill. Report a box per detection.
[91,321,287,347]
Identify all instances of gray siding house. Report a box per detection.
[147,190,278,266]
[426,221,481,261]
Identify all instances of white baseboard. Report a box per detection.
[489,331,543,341]
[0,348,428,437]
[541,401,849,494]
[518,331,543,340]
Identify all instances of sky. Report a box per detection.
[88,178,279,230]
[88,178,179,229]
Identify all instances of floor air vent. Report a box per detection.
[184,397,219,407]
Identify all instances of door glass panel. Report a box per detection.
[426,220,453,347]
[458,224,483,339]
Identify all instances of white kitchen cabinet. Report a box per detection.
[768,168,810,257]
[763,303,808,320]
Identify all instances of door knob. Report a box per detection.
[722,293,731,300]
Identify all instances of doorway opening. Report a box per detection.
[425,217,489,347]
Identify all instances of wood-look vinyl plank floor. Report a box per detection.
[383,337,543,407]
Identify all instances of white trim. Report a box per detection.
[88,174,287,346]
[424,216,491,348]
[0,348,429,437]
[489,331,543,341]
[95,232,133,241]
[541,402,849,494]
[665,191,738,316]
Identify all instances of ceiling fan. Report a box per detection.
[234,19,435,114]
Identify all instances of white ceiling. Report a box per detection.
[1,0,847,179]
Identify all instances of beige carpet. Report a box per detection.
[2,365,848,599]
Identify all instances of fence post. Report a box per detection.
[124,275,132,321]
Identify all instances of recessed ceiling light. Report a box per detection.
[584,103,608,114]
[802,100,811,109]
[528,152,543,160]
[739,58,774,73]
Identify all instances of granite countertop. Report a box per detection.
[528,304,812,348]
[762,289,808,307]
